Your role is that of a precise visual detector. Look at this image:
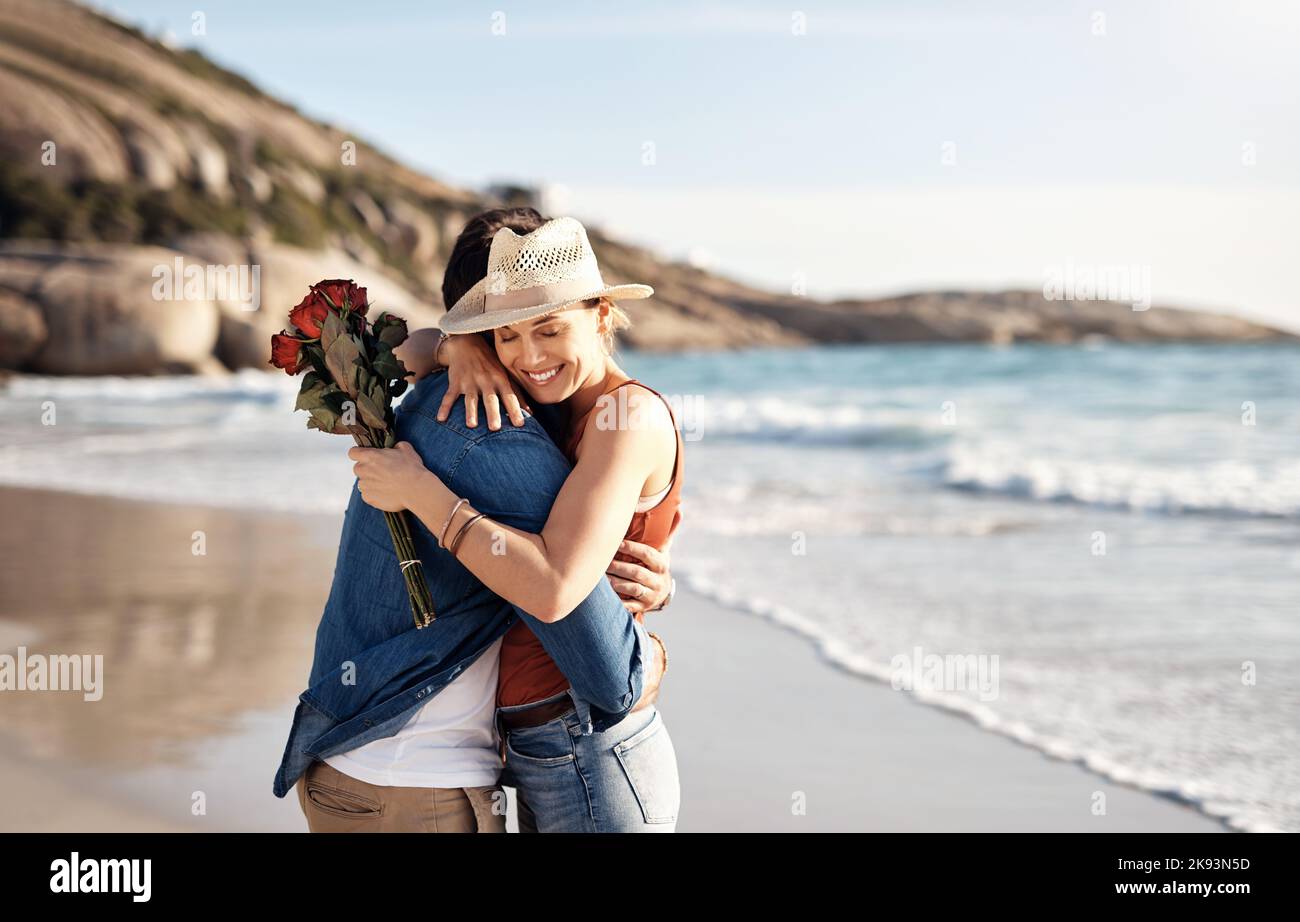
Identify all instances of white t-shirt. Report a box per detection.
[324,637,503,788]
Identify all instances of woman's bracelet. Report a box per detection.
[448,512,488,557]
[438,497,470,548]
[434,331,451,369]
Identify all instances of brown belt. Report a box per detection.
[498,696,575,731]
[498,681,661,733]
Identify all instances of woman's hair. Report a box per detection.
[586,297,631,355]
[442,208,632,355]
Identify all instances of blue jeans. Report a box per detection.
[497,689,680,833]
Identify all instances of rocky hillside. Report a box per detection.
[0,0,1292,375]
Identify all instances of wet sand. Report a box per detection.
[0,487,1224,832]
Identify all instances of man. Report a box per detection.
[272,369,665,831]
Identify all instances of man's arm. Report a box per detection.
[512,578,658,719]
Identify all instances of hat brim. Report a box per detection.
[437,282,653,335]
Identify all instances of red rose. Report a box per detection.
[312,279,369,317]
[269,332,305,375]
[289,290,331,338]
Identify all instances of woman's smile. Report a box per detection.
[522,363,565,386]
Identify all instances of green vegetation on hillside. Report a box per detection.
[0,160,247,242]
[0,18,431,288]
[0,157,432,292]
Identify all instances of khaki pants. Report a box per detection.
[297,759,506,833]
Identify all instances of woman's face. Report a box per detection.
[492,303,606,404]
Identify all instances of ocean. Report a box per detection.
[2,342,1297,832]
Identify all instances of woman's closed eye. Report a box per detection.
[498,326,560,344]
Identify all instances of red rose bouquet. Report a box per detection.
[271,279,435,629]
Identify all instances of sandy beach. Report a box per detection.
[2,0,1296,844]
[0,486,1224,832]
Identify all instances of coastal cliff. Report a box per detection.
[0,0,1292,375]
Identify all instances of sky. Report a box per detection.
[95,0,1300,329]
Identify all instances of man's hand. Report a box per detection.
[349,441,436,512]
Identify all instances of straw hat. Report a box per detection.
[437,216,653,334]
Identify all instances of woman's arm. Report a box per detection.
[350,389,675,621]
[393,329,528,430]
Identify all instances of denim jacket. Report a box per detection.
[272,372,650,798]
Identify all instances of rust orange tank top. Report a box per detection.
[497,377,684,708]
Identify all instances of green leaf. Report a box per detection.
[324,333,363,394]
[296,371,330,411]
[355,364,374,398]
[359,377,394,434]
[308,404,340,433]
[355,390,387,429]
[321,388,350,414]
[295,382,327,412]
[371,348,404,382]
[321,311,347,352]
[305,347,329,378]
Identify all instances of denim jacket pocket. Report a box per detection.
[613,711,680,824]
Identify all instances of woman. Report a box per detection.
[348,210,684,832]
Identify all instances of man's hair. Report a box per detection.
[441,207,631,353]
[441,207,548,309]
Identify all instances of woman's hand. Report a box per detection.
[348,441,436,512]
[437,334,529,430]
[607,539,672,615]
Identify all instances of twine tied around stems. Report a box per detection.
[385,514,436,629]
